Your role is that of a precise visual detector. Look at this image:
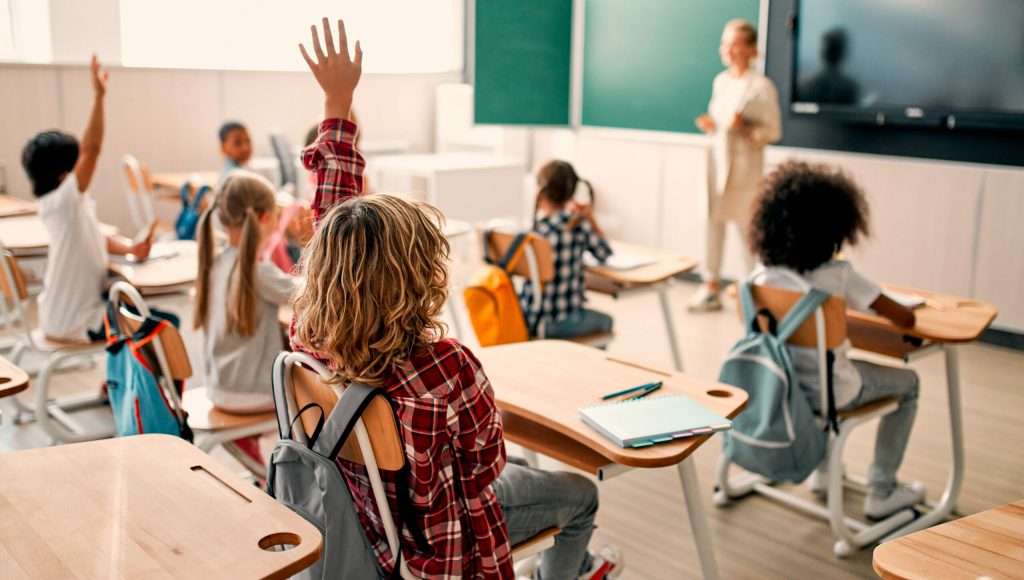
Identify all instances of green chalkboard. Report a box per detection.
[582,0,759,133]
[473,0,573,125]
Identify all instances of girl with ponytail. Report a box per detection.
[193,171,297,462]
[518,160,615,339]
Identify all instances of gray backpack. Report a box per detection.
[719,282,838,483]
[267,355,393,579]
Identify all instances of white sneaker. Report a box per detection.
[687,285,722,313]
[808,466,828,498]
[864,482,926,520]
[579,545,624,580]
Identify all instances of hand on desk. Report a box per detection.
[870,294,916,328]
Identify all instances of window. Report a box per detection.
[0,0,52,62]
[118,0,463,73]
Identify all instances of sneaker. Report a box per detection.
[864,482,926,520]
[808,466,828,498]
[687,285,722,313]
[579,545,624,580]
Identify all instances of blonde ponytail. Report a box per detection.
[192,201,217,330]
[228,208,262,336]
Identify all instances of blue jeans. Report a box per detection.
[492,461,597,579]
[809,360,920,495]
[544,309,613,340]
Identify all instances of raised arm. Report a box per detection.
[299,18,366,224]
[74,55,108,193]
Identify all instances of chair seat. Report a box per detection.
[30,329,105,353]
[814,396,901,421]
[511,526,560,558]
[182,387,277,432]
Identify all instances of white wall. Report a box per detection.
[0,62,460,230]
[530,128,1024,332]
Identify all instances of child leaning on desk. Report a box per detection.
[192,170,297,464]
[289,19,622,580]
[519,160,615,340]
[21,54,176,343]
[749,160,924,520]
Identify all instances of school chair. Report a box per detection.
[1,243,110,443]
[273,350,560,580]
[269,132,298,192]
[714,278,916,558]
[107,282,276,477]
[482,229,614,349]
[120,154,158,234]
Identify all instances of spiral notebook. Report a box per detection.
[580,394,732,448]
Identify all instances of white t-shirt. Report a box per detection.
[757,261,882,408]
[36,174,109,341]
[201,246,296,413]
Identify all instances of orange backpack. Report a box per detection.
[463,231,533,347]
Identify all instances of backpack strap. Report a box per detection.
[739,281,760,334]
[314,383,382,460]
[190,185,211,211]
[775,288,830,343]
[179,182,191,206]
[103,301,127,353]
[482,229,533,272]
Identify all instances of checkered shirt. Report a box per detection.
[518,210,613,335]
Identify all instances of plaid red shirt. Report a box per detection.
[295,119,514,579]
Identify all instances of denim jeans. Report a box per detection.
[544,308,613,340]
[808,359,920,495]
[492,461,597,580]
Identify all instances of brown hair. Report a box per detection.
[533,159,594,228]
[193,171,277,336]
[292,194,450,385]
[725,19,758,46]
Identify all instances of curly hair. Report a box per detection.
[749,160,870,273]
[292,194,450,386]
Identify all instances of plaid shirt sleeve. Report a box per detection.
[583,219,613,263]
[449,345,507,496]
[300,118,365,225]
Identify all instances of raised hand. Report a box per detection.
[299,18,363,120]
[90,54,108,98]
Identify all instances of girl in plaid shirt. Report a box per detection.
[520,161,614,339]
[290,19,621,580]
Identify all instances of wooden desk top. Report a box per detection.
[849,284,998,344]
[109,240,198,290]
[477,340,747,471]
[0,355,29,399]
[0,194,36,218]
[0,215,118,253]
[873,500,1024,580]
[587,241,698,291]
[0,434,322,579]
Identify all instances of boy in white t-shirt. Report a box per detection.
[22,55,175,342]
[749,160,924,520]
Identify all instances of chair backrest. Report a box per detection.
[0,246,31,339]
[289,358,405,471]
[744,284,848,349]
[120,154,156,232]
[270,133,298,188]
[481,229,555,283]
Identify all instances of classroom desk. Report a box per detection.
[585,240,699,371]
[0,354,29,399]
[108,240,199,291]
[872,500,1024,579]
[0,434,322,578]
[847,285,997,542]
[0,215,118,256]
[368,153,523,224]
[149,171,220,196]
[477,340,748,580]
[0,194,36,218]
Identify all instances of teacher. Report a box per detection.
[689,19,782,313]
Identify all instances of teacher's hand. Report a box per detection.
[731,112,752,136]
[695,114,716,133]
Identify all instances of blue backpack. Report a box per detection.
[718,282,837,483]
[174,182,210,240]
[103,302,192,440]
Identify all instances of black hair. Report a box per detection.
[22,130,79,197]
[534,160,594,228]
[218,121,248,143]
[750,160,870,273]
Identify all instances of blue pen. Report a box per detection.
[602,381,663,400]
[624,383,663,401]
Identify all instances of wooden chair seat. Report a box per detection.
[511,527,560,557]
[181,387,277,431]
[30,330,104,353]
[564,331,615,349]
[835,396,900,421]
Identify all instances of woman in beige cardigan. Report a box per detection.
[690,19,782,312]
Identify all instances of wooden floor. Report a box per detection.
[2,270,1022,579]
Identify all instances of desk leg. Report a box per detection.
[657,284,685,372]
[677,458,720,580]
[883,343,964,541]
